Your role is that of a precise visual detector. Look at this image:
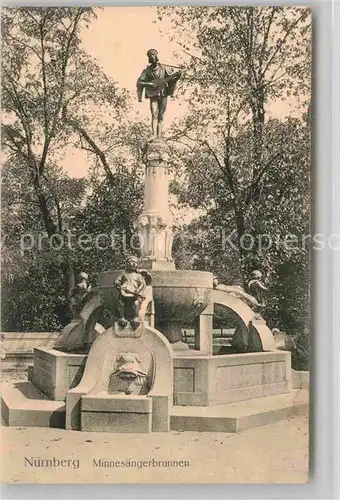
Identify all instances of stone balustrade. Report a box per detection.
[1,332,60,371]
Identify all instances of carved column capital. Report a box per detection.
[142,138,171,165]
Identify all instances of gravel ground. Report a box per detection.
[1,370,28,383]
[1,370,309,484]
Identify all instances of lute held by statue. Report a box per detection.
[141,70,182,98]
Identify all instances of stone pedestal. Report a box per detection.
[137,138,175,271]
[81,394,152,433]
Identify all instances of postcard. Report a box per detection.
[1,5,311,484]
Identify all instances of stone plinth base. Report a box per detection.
[1,381,308,433]
[1,382,65,428]
[171,389,308,432]
[173,351,292,406]
[81,394,152,433]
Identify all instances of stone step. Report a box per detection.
[1,382,308,433]
[170,389,309,433]
[1,382,65,428]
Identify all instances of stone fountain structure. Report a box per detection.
[1,134,308,433]
[1,55,308,431]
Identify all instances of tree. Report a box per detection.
[157,6,311,332]
[1,117,148,332]
[159,6,311,277]
[63,119,150,285]
[171,118,310,266]
[1,7,129,325]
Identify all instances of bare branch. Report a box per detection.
[64,111,115,184]
[260,12,306,77]
[24,9,40,26]
[3,32,43,61]
[39,19,49,138]
[39,9,83,174]
[203,139,229,178]
[258,8,277,72]
[181,49,203,63]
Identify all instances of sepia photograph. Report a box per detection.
[1,5,311,484]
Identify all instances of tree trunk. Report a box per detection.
[250,85,265,183]
[33,176,74,326]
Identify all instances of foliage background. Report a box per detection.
[1,6,311,335]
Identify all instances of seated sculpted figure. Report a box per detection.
[70,272,92,319]
[114,256,151,330]
[247,270,268,307]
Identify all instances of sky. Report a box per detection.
[63,6,303,178]
[81,6,185,112]
[63,7,186,177]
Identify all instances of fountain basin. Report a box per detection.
[99,270,213,344]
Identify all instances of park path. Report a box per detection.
[1,413,309,484]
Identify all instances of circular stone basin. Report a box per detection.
[99,269,213,343]
[150,270,213,322]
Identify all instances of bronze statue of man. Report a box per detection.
[137,49,181,138]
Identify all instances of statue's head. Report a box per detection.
[251,270,262,279]
[126,255,139,272]
[78,272,89,281]
[147,49,158,64]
